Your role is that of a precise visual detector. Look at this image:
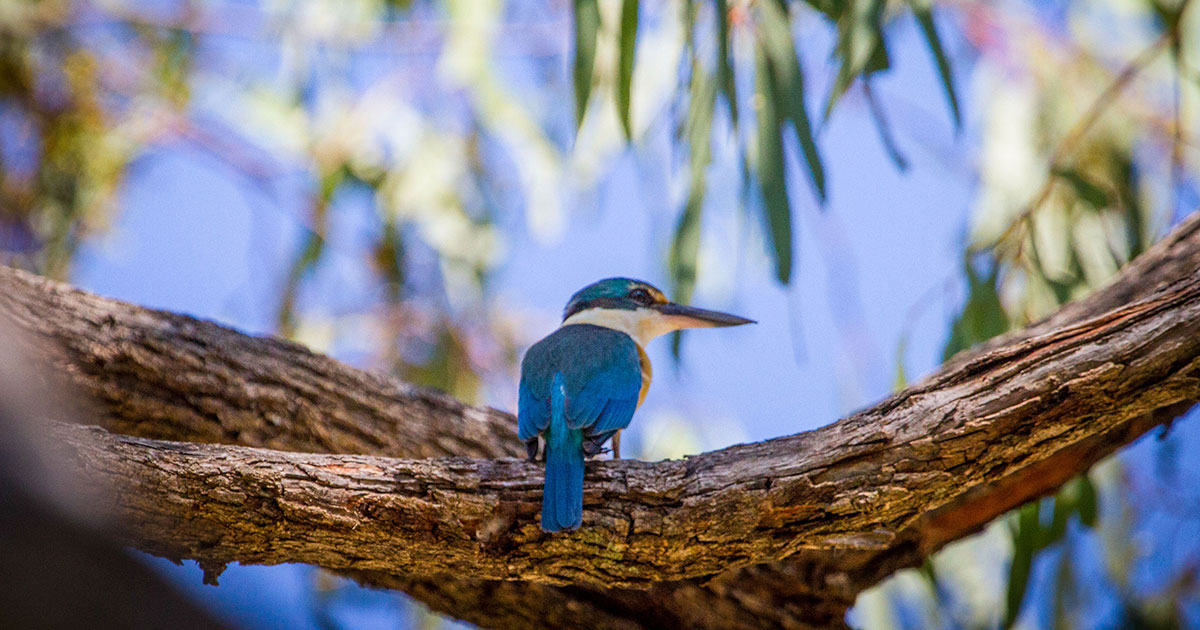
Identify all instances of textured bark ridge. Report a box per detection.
[0,273,522,460]
[3,211,1200,629]
[45,276,1200,586]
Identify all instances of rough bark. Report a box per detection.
[0,271,522,460]
[46,268,1200,585]
[2,211,1200,629]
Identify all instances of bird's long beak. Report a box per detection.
[655,303,756,329]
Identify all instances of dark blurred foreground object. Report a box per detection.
[0,317,232,630]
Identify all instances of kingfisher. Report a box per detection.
[518,277,754,532]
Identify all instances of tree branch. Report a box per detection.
[0,270,522,460]
[3,210,1200,628]
[44,271,1200,586]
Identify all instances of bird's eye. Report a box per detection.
[629,288,652,304]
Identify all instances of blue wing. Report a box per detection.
[567,368,639,434]
[517,375,549,443]
[518,324,642,448]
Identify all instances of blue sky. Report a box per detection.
[76,11,972,446]
[62,4,1200,629]
[67,14,975,627]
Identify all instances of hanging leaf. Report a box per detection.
[669,65,717,358]
[670,69,717,306]
[1114,154,1146,259]
[715,0,738,128]
[616,0,638,140]
[375,217,406,304]
[942,257,1008,360]
[1052,166,1111,209]
[673,0,699,150]
[1001,476,1101,628]
[278,231,325,336]
[825,0,888,119]
[1050,537,1079,630]
[573,0,601,131]
[1043,493,1074,548]
[1027,215,1087,305]
[1076,475,1099,528]
[906,0,961,129]
[1004,501,1041,629]
[1150,0,1186,35]
[754,47,793,283]
[278,166,343,336]
[893,335,908,392]
[919,557,943,604]
[669,190,702,360]
[801,0,843,21]
[758,0,827,202]
[864,78,909,171]
[865,37,891,74]
[687,64,718,171]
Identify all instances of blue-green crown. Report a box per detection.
[563,278,665,320]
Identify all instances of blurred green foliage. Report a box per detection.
[879,0,1198,623]
[3,0,1200,628]
[0,1,135,279]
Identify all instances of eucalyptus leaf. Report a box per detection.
[1005,501,1041,629]
[616,0,638,140]
[825,0,887,120]
[1115,154,1146,258]
[1044,494,1074,548]
[670,182,706,306]
[754,47,794,283]
[942,258,1008,361]
[670,68,716,308]
[758,0,827,202]
[716,0,738,128]
[573,0,600,131]
[669,190,702,361]
[669,63,717,359]
[1052,167,1111,209]
[906,1,961,129]
[376,217,406,303]
[919,557,941,602]
[1050,539,1078,630]
[1076,475,1098,528]
[864,79,908,171]
[801,0,844,21]
[893,335,908,392]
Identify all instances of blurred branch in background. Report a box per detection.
[2,0,1200,628]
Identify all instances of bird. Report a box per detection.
[517,277,754,532]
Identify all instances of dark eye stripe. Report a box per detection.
[629,288,653,304]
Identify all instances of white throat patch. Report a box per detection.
[562,307,689,347]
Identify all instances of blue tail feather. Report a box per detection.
[542,374,584,532]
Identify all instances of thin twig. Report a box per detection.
[1169,12,1188,219]
[981,31,1173,254]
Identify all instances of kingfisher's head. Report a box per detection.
[561,278,754,346]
